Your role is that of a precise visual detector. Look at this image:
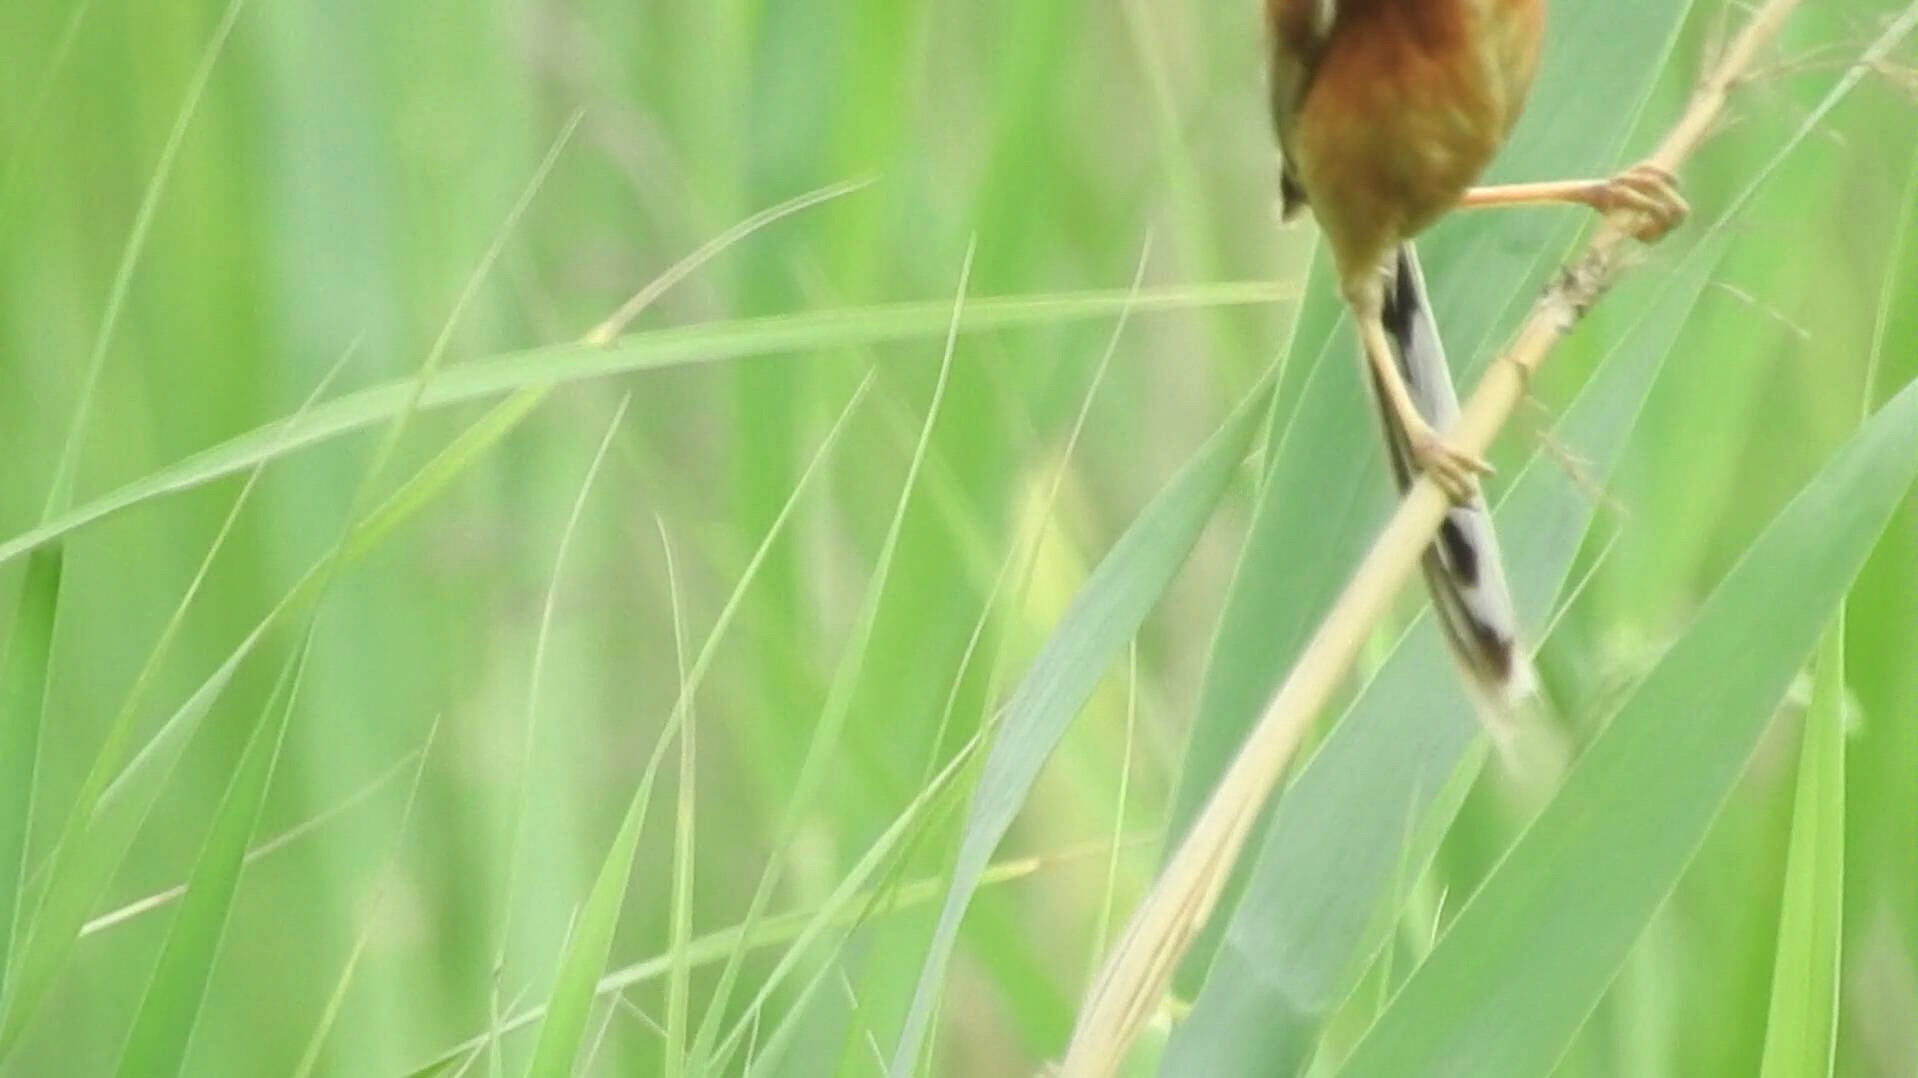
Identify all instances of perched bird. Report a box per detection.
[1265,0,1686,712]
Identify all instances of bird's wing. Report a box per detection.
[1266,0,1337,214]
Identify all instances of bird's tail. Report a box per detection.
[1371,243,1537,715]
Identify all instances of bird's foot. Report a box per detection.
[1407,419,1491,505]
[1586,163,1689,242]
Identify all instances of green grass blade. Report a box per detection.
[521,709,971,1078]
[517,773,647,1078]
[888,375,1273,1076]
[99,386,541,823]
[741,952,858,1078]
[489,392,628,1003]
[0,385,542,1062]
[0,548,61,995]
[508,360,872,1078]
[81,742,420,940]
[0,3,93,232]
[40,0,244,519]
[691,245,975,1076]
[0,655,243,1062]
[0,283,1285,572]
[451,369,868,1078]
[112,632,307,1078]
[394,835,1096,1078]
[1756,626,1847,1078]
[1332,379,1918,1078]
[0,0,244,1034]
[290,720,439,1078]
[1159,237,1729,1078]
[660,521,696,1078]
[1087,645,1140,979]
[0,350,356,1060]
[100,101,573,1056]
[508,403,630,1078]
[705,738,982,1073]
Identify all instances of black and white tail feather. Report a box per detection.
[1372,244,1536,730]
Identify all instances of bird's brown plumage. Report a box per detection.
[1268,0,1544,274]
[1266,0,1548,713]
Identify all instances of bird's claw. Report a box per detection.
[1588,163,1689,242]
[1409,423,1491,505]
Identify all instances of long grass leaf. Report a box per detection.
[289,718,439,1078]
[479,369,869,1071]
[80,747,419,939]
[91,381,535,844]
[0,550,61,996]
[690,242,976,1075]
[490,392,629,990]
[0,101,581,1055]
[0,284,1286,571]
[740,954,859,1078]
[394,838,1114,1078]
[0,3,94,234]
[513,360,877,1078]
[0,347,356,1059]
[660,521,696,1078]
[888,374,1272,1076]
[119,101,581,1073]
[111,629,307,1078]
[0,0,243,1035]
[706,723,993,1073]
[1331,379,1918,1078]
[1756,627,1846,1078]
[508,402,632,1078]
[0,654,243,1060]
[40,0,244,518]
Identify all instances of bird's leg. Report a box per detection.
[1347,287,1489,505]
[1458,162,1689,241]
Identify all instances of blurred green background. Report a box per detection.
[0,2,1913,1077]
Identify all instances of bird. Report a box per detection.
[1265,0,1687,715]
